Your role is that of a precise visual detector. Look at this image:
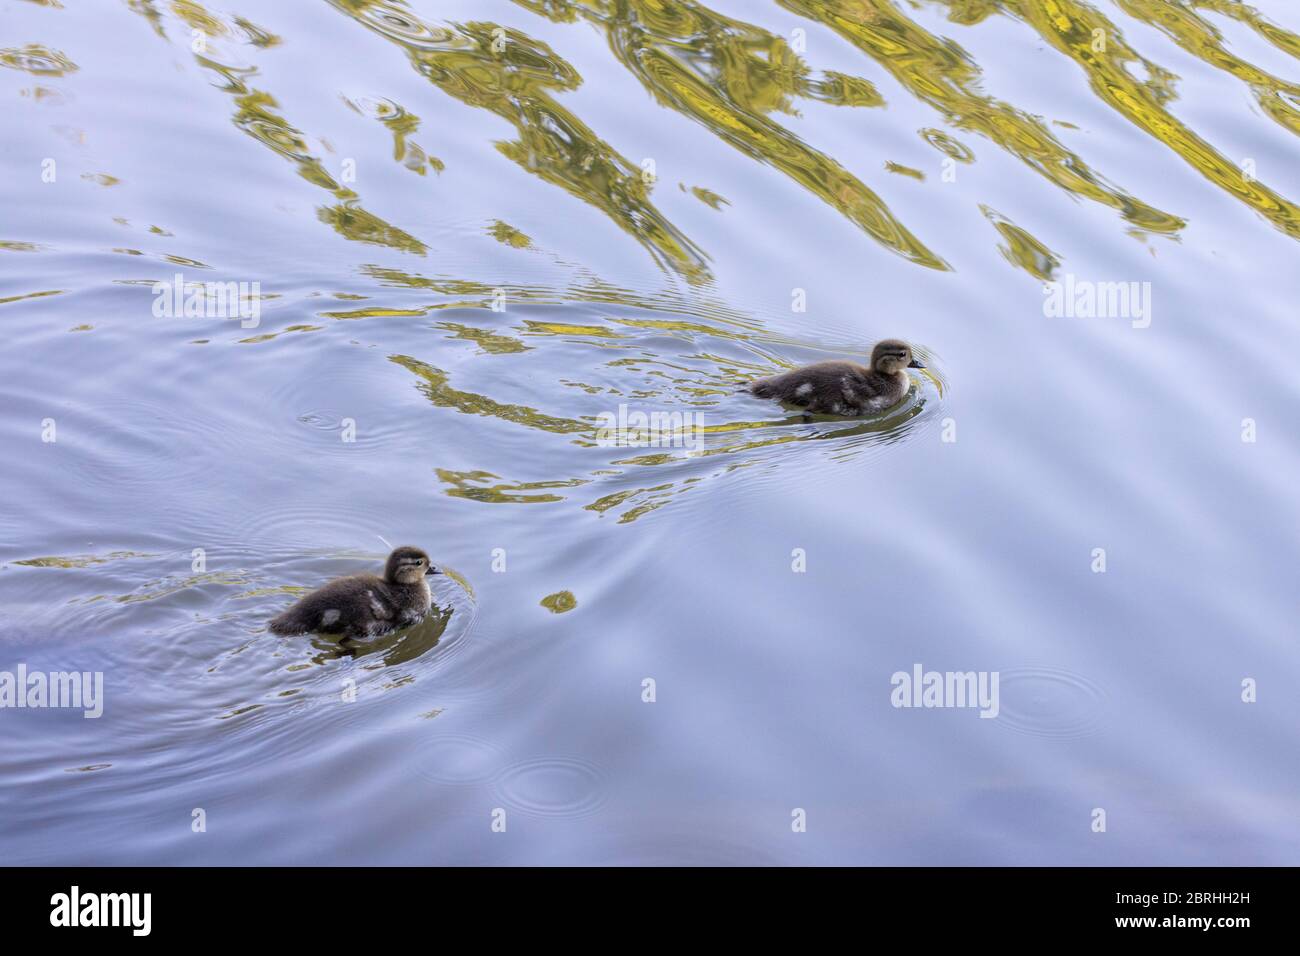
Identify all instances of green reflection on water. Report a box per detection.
[540,590,578,613]
[391,354,589,434]
[128,0,428,254]
[32,0,1297,535]
[329,0,712,282]
[341,94,443,176]
[779,0,1185,236]
[515,0,950,270]
[950,0,1300,239]
[97,0,1300,277]
[981,205,1060,281]
[386,304,941,523]
[0,44,78,75]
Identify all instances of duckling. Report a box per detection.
[747,339,924,416]
[268,546,441,639]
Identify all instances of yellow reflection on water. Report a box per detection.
[341,94,443,176]
[330,0,712,282]
[32,0,1298,532]
[516,0,950,270]
[778,0,1184,236]
[1192,0,1300,61]
[1112,0,1300,138]
[0,43,78,75]
[127,0,429,254]
[981,205,1061,280]
[388,308,943,523]
[968,0,1300,239]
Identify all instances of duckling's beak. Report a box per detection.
[908,357,926,369]
[426,566,442,576]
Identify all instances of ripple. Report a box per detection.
[491,755,608,819]
[539,590,576,613]
[49,400,234,495]
[240,118,308,157]
[345,95,407,122]
[230,503,397,551]
[994,667,1108,739]
[920,127,974,163]
[0,45,77,76]
[24,544,479,727]
[263,355,416,450]
[295,409,345,430]
[591,832,792,866]
[411,733,507,786]
[392,303,949,523]
[353,3,455,50]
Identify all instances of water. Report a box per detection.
[2,0,1299,865]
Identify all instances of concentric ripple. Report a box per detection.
[490,755,609,819]
[295,409,346,430]
[994,666,1109,739]
[352,3,456,50]
[410,732,508,787]
[0,44,77,76]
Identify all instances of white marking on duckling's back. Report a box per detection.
[795,382,813,398]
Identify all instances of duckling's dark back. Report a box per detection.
[749,360,866,402]
[268,573,387,637]
[752,359,900,414]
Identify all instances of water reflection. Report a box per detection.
[515,0,949,269]
[981,205,1060,281]
[0,44,78,75]
[4,0,1299,867]
[778,0,1185,237]
[330,0,712,281]
[127,0,429,254]
[341,94,444,175]
[389,301,944,523]
[951,0,1300,238]
[21,0,1300,276]
[308,600,454,666]
[5,546,477,723]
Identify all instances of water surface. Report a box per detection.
[2,0,1299,865]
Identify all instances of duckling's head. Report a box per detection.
[872,339,925,374]
[385,546,439,584]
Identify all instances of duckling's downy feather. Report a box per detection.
[268,546,436,639]
[749,360,908,415]
[747,339,920,416]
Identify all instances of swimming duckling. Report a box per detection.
[747,339,925,416]
[268,546,440,639]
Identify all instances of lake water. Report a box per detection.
[2,0,1299,865]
